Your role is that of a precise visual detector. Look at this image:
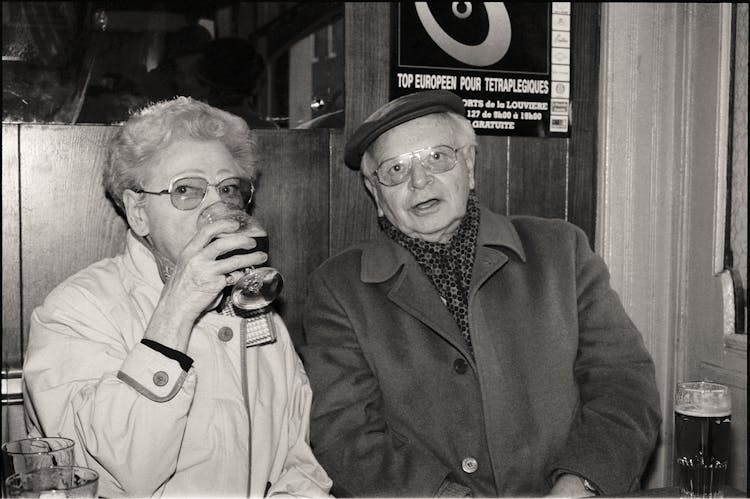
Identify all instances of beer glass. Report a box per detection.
[5,466,98,498]
[197,201,283,310]
[2,437,75,497]
[674,381,731,498]
[2,437,75,475]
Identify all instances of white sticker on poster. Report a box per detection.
[552,31,571,48]
[551,64,570,82]
[551,82,570,98]
[550,115,569,132]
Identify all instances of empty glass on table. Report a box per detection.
[2,437,76,497]
[5,465,98,498]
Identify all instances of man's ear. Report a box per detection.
[464,145,477,190]
[362,174,385,217]
[122,189,150,236]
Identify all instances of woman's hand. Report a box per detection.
[144,218,268,352]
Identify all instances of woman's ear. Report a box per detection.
[122,189,150,236]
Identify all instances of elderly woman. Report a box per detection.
[301,90,661,497]
[23,97,332,498]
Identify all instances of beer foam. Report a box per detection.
[674,403,731,418]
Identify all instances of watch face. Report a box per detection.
[582,479,597,494]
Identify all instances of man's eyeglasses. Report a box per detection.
[134,176,255,211]
[374,144,472,186]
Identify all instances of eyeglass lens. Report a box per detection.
[377,145,459,186]
[171,177,254,210]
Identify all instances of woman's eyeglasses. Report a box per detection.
[134,176,255,211]
[374,144,472,186]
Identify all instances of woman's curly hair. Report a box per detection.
[104,96,258,214]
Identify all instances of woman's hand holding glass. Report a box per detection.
[196,202,283,310]
[159,212,267,318]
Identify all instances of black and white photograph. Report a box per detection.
[1,2,747,498]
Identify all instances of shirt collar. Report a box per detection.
[124,230,166,290]
[361,205,526,283]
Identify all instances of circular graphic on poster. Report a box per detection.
[399,2,549,74]
[414,2,511,67]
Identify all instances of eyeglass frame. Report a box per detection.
[371,144,474,187]
[133,175,255,211]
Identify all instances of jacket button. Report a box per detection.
[461,456,478,474]
[153,371,169,387]
[453,358,468,374]
[218,326,234,342]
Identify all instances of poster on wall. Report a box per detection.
[391,2,571,137]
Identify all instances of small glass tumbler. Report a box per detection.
[674,381,731,498]
[2,437,75,474]
[5,465,99,498]
[2,437,75,497]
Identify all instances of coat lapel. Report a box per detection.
[359,207,527,359]
[388,260,469,354]
[360,236,470,356]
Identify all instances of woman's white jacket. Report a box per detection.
[23,231,332,498]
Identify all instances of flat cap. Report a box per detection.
[344,90,466,170]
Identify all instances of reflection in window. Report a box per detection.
[289,17,344,128]
[2,2,345,128]
[2,2,93,123]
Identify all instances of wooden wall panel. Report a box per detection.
[1,405,26,447]
[508,137,569,219]
[253,130,330,347]
[568,2,600,243]
[2,126,21,368]
[328,130,374,256]
[344,2,392,136]
[19,126,128,347]
[474,136,510,215]
[335,2,392,253]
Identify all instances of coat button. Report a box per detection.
[461,456,478,474]
[453,358,468,374]
[153,371,169,386]
[218,326,234,342]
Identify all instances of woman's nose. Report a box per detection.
[203,184,224,205]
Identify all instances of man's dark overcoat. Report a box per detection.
[302,206,661,497]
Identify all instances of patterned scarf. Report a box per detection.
[379,191,481,354]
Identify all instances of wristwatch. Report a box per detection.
[582,478,598,496]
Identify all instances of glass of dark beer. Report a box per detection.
[674,381,731,498]
[196,201,283,310]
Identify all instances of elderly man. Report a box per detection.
[301,90,661,497]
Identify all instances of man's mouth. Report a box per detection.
[412,198,440,212]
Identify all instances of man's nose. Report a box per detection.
[408,157,433,189]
